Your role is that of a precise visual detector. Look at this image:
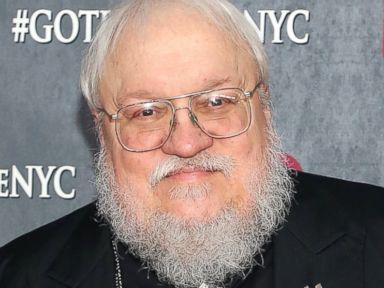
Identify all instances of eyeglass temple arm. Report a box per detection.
[249,81,267,99]
[95,107,118,120]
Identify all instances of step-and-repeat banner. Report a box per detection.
[1,0,383,246]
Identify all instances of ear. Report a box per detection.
[90,109,105,147]
[263,106,272,126]
[90,108,97,120]
[258,83,272,124]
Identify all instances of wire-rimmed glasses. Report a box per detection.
[99,86,258,152]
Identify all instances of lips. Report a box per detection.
[166,166,215,178]
[149,153,234,188]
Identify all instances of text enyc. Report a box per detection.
[0,165,76,199]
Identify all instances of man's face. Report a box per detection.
[99,7,269,222]
[95,7,293,286]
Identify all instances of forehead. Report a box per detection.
[100,5,257,105]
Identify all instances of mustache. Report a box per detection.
[148,152,235,188]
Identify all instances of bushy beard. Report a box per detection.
[95,127,294,288]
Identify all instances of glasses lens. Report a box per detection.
[116,101,173,151]
[191,89,251,137]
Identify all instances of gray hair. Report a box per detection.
[80,0,269,112]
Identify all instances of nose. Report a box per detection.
[161,107,213,158]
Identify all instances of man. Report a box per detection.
[1,0,383,287]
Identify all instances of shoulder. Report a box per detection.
[294,171,384,195]
[0,202,98,286]
[291,171,384,254]
[0,202,97,255]
[285,172,384,284]
[293,171,384,218]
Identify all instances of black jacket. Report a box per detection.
[1,172,384,287]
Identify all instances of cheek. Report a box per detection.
[213,106,269,201]
[220,113,267,164]
[102,121,150,181]
[102,123,162,201]
[112,151,157,188]
[244,102,269,160]
[108,147,164,211]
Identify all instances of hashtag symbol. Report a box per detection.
[12,9,29,43]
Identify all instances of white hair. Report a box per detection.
[95,124,293,287]
[80,0,269,112]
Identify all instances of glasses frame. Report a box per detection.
[98,83,261,152]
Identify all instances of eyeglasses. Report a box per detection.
[99,85,259,152]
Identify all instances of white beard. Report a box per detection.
[95,127,294,288]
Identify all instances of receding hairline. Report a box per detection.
[104,1,258,75]
[100,3,259,102]
[81,0,269,113]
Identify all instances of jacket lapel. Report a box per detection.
[273,172,366,288]
[46,207,114,288]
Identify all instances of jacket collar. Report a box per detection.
[273,171,365,288]
[283,171,351,253]
[46,203,112,287]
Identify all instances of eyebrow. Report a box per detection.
[115,90,154,106]
[115,76,233,106]
[200,76,233,91]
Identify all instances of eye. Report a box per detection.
[207,95,237,107]
[209,97,223,107]
[193,93,238,113]
[132,107,157,120]
[126,103,170,122]
[141,108,154,117]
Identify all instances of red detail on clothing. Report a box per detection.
[283,154,303,171]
